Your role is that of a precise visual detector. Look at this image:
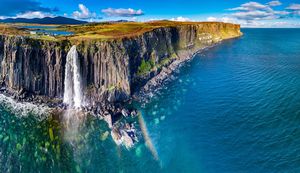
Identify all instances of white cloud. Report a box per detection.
[228,1,289,23]
[286,4,300,16]
[15,11,54,19]
[273,11,290,15]
[229,2,272,12]
[72,4,96,19]
[101,8,144,17]
[148,18,162,21]
[267,1,282,7]
[170,16,193,22]
[232,10,277,20]
[273,21,288,25]
[130,17,137,21]
[215,1,299,28]
[286,4,300,10]
[206,16,237,23]
[249,21,300,28]
[207,17,217,21]
[220,17,236,23]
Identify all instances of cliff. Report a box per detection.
[0,22,242,106]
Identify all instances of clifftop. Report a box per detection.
[0,21,241,41]
[60,21,241,40]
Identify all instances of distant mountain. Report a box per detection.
[0,16,87,25]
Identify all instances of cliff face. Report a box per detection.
[0,36,68,98]
[0,22,241,105]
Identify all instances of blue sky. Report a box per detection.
[1,0,300,27]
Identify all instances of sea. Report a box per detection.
[1,28,300,173]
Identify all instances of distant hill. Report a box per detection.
[0,16,87,25]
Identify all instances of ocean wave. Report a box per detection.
[0,94,51,120]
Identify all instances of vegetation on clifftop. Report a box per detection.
[0,24,28,36]
[0,21,241,41]
[138,59,155,75]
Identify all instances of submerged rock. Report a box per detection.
[103,113,113,129]
[111,128,122,145]
[0,22,242,151]
[100,131,109,141]
[120,130,134,149]
[135,145,142,157]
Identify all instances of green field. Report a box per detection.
[0,21,233,41]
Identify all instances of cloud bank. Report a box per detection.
[101,8,144,17]
[228,1,289,22]
[15,11,54,19]
[267,1,282,7]
[170,16,192,22]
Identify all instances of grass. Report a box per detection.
[61,22,158,41]
[58,20,239,41]
[0,21,240,41]
[138,59,154,75]
[0,24,28,36]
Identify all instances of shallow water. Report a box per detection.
[1,29,300,172]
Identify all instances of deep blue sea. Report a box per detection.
[1,29,300,173]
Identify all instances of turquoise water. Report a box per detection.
[1,29,300,172]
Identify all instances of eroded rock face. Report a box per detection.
[0,36,68,98]
[0,23,242,104]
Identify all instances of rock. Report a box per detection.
[100,131,109,141]
[0,23,241,149]
[111,128,122,145]
[130,110,138,117]
[154,118,160,125]
[135,145,142,157]
[0,23,241,105]
[0,87,6,92]
[103,113,113,128]
[120,130,134,149]
[121,109,129,117]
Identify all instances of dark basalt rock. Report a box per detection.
[0,23,241,106]
[0,23,242,148]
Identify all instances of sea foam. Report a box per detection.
[0,94,50,120]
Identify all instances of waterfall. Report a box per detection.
[63,45,83,109]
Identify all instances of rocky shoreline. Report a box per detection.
[133,42,221,103]
[0,22,242,149]
[0,44,215,149]
[0,37,241,149]
[0,86,140,148]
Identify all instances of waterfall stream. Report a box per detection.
[63,45,83,109]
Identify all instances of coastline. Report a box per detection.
[134,36,242,103]
[0,22,242,148]
[0,35,242,149]
[0,35,242,115]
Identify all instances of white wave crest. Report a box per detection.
[0,94,51,120]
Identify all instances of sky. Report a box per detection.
[1,0,300,27]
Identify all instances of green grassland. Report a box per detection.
[0,21,237,41]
